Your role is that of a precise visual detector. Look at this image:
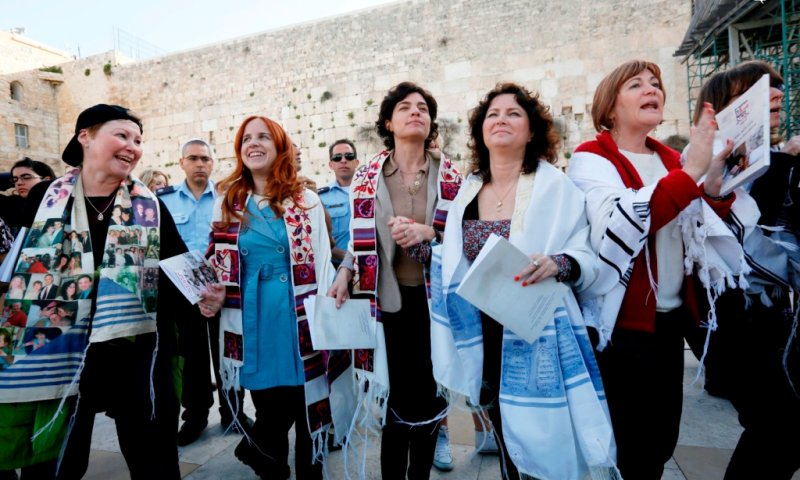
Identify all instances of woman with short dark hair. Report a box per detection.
[328,81,462,479]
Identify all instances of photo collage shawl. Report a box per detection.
[0,168,161,403]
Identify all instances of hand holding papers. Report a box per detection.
[159,250,218,305]
[304,295,377,350]
[455,234,567,343]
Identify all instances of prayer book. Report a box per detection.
[455,234,568,343]
[715,73,772,195]
[159,250,218,305]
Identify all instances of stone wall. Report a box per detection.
[0,31,72,75]
[0,0,691,186]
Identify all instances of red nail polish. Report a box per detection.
[521,281,527,287]
[514,276,520,281]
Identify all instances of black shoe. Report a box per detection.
[234,440,289,479]
[222,414,255,435]
[177,419,208,446]
[327,432,344,451]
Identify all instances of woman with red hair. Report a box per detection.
[203,115,348,479]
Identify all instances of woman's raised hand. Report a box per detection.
[684,102,719,182]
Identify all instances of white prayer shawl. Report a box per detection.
[568,151,750,349]
[432,163,619,479]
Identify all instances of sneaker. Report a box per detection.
[475,430,499,454]
[433,425,454,471]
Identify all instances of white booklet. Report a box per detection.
[159,250,218,305]
[0,227,27,283]
[715,73,771,195]
[303,295,377,350]
[455,234,567,343]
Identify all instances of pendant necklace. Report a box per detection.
[85,195,115,221]
[490,179,518,212]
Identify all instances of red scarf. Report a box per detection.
[575,131,703,332]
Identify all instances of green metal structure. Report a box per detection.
[675,0,800,136]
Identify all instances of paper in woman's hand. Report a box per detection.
[455,234,567,343]
[159,250,218,304]
[304,295,376,350]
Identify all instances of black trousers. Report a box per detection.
[245,386,321,480]
[710,291,800,480]
[592,309,685,480]
[176,311,213,423]
[56,335,180,480]
[380,286,445,480]
[480,312,520,480]
[208,313,246,422]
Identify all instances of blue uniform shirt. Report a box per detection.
[158,180,216,253]
[318,181,351,254]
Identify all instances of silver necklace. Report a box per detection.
[489,179,518,212]
[85,195,115,221]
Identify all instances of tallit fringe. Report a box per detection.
[588,466,624,480]
[220,364,256,447]
[343,370,389,480]
[783,306,799,396]
[149,330,159,419]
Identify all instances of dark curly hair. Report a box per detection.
[375,82,439,150]
[468,83,560,182]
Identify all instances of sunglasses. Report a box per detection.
[12,174,41,183]
[331,152,356,162]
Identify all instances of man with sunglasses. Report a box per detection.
[159,139,253,446]
[319,139,360,267]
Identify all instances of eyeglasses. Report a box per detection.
[184,155,212,162]
[11,174,41,183]
[331,152,356,162]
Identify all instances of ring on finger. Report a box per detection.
[532,259,540,268]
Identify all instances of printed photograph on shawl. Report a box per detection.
[40,182,71,212]
[22,274,45,300]
[20,246,58,274]
[0,327,15,369]
[56,277,80,300]
[113,226,144,245]
[307,398,332,433]
[28,300,77,328]
[145,244,160,260]
[5,273,30,299]
[109,205,134,226]
[28,219,67,249]
[1,298,33,328]
[62,230,85,256]
[223,331,243,361]
[146,227,160,247]
[101,266,141,297]
[20,326,62,355]
[213,247,239,285]
[132,198,159,226]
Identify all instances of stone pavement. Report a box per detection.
[60,348,800,479]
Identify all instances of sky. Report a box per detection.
[2,0,398,59]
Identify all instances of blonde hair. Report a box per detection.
[140,169,169,190]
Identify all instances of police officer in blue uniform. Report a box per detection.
[318,139,359,266]
[159,139,252,446]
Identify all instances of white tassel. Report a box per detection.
[149,330,159,420]
[33,342,90,441]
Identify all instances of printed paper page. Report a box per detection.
[456,234,567,343]
[304,295,376,350]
